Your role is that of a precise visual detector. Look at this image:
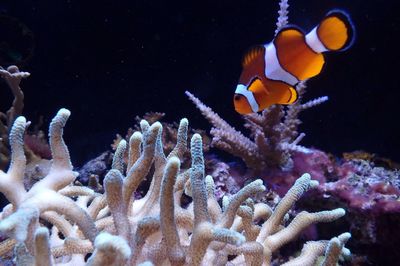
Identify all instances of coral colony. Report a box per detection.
[0,107,350,265]
[0,1,398,266]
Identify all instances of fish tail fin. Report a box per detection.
[306,9,355,53]
[319,9,355,51]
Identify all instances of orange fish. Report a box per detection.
[233,9,355,114]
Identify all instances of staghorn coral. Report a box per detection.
[275,0,289,35]
[186,84,327,173]
[0,108,350,265]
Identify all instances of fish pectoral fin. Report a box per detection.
[263,79,298,106]
[273,86,298,105]
[282,87,298,104]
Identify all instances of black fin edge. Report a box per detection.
[324,9,356,51]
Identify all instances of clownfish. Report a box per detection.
[233,10,355,114]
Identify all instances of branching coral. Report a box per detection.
[275,0,289,35]
[0,65,51,186]
[0,109,97,249]
[186,0,329,172]
[112,111,211,170]
[186,88,327,172]
[0,65,30,170]
[0,108,350,265]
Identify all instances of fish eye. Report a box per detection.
[234,94,242,101]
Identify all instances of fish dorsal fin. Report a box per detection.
[242,45,264,67]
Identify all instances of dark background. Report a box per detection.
[1,0,399,166]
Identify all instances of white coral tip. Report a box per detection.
[58,108,71,117]
[94,232,131,259]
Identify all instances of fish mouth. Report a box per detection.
[233,93,253,114]
[234,84,259,113]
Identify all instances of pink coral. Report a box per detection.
[321,159,400,213]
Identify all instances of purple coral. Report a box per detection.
[321,159,400,213]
